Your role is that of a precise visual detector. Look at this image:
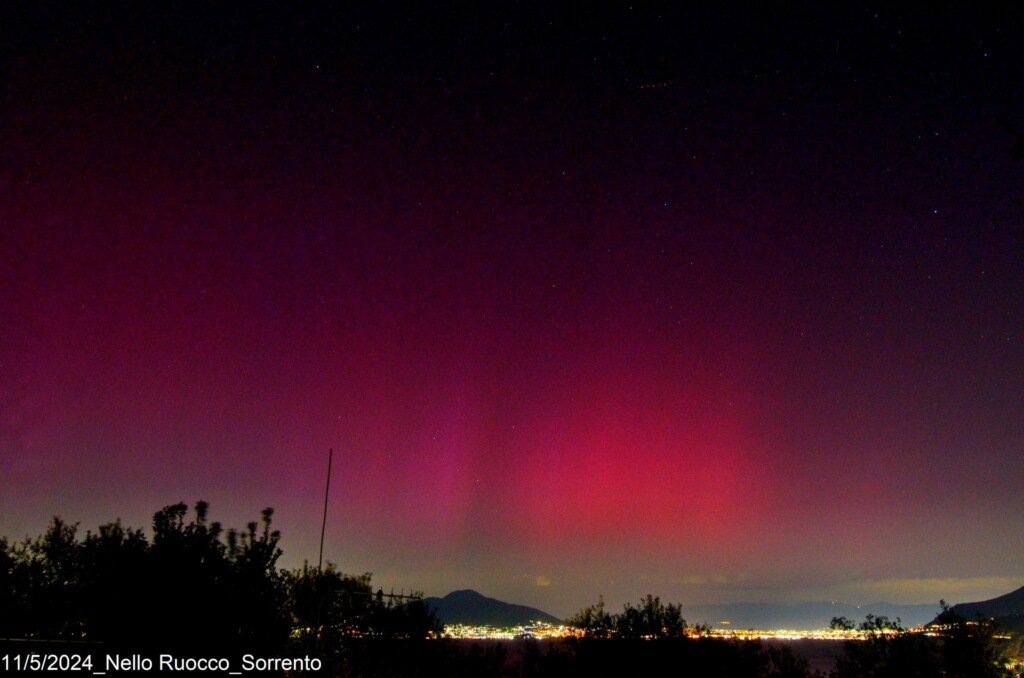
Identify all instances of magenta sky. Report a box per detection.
[2,4,1022,617]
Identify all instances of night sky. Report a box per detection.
[2,3,1022,617]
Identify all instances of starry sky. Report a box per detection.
[2,3,1022,617]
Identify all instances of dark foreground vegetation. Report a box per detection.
[1,502,1018,677]
[0,501,439,670]
[827,609,1018,678]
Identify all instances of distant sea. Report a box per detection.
[764,639,842,674]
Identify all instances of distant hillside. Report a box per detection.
[423,590,561,627]
[947,585,1024,620]
[929,585,1024,638]
[682,601,942,631]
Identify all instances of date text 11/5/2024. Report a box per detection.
[2,653,323,673]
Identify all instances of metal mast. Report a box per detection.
[318,448,333,571]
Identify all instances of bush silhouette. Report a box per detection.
[0,501,439,663]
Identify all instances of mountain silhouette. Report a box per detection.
[932,584,1024,634]
[946,585,1024,620]
[423,589,561,626]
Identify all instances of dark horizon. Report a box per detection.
[2,2,1022,619]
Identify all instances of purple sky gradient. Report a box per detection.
[2,3,1022,616]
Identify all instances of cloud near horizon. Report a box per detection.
[845,576,1024,604]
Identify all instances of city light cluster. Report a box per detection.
[441,625,922,641]
[443,623,581,640]
[705,628,881,641]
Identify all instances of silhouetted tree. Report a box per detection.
[561,594,817,677]
[830,614,935,678]
[831,607,1013,678]
[78,520,149,642]
[615,594,687,639]
[0,501,293,651]
[0,538,16,637]
[224,507,289,649]
[286,562,377,651]
[931,601,1013,678]
[15,518,85,639]
[145,501,234,647]
[142,500,291,651]
[2,499,452,676]
[828,616,855,631]
[285,563,441,645]
[284,562,444,677]
[568,595,614,638]
[569,594,686,639]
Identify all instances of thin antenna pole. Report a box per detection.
[318,448,333,571]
